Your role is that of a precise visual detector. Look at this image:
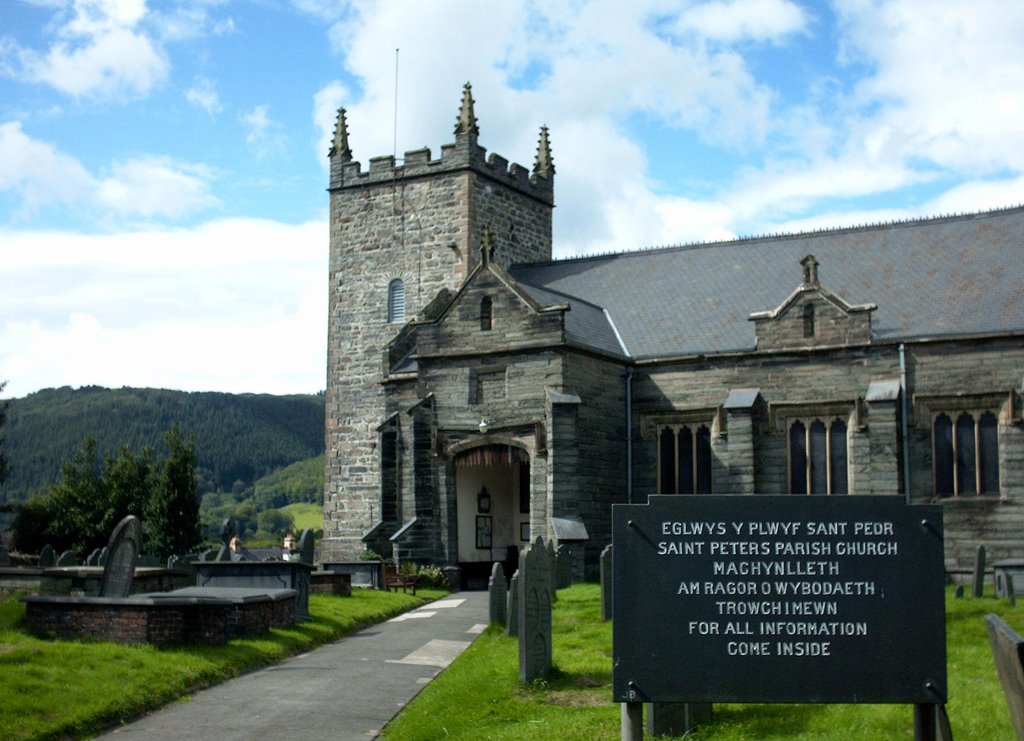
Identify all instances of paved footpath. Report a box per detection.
[99,590,489,740]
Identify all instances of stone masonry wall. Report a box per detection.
[630,337,1024,570]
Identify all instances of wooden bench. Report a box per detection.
[382,563,417,595]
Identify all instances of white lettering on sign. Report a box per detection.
[660,518,901,659]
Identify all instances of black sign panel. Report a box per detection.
[612,496,946,704]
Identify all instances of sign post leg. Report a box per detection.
[914,704,936,741]
[621,702,643,740]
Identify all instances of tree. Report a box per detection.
[0,380,8,488]
[257,508,295,538]
[146,425,201,559]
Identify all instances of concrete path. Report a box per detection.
[99,591,489,740]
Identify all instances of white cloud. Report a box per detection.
[186,77,222,115]
[241,104,288,158]
[0,219,328,398]
[676,0,809,43]
[0,121,94,215]
[10,0,168,98]
[0,122,219,221]
[96,157,220,218]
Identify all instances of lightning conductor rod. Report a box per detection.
[393,48,399,160]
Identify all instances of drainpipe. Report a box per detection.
[899,344,912,504]
[626,366,634,504]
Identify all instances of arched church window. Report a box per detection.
[480,296,493,331]
[387,279,406,323]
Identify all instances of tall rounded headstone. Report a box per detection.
[98,515,143,598]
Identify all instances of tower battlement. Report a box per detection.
[328,83,554,204]
[330,142,553,203]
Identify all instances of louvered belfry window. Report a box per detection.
[387,279,406,323]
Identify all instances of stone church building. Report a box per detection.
[321,84,1023,583]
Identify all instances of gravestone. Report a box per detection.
[0,550,10,566]
[56,550,77,567]
[216,545,232,561]
[38,544,55,568]
[546,540,558,601]
[986,613,1024,739]
[86,548,102,566]
[489,561,508,625]
[600,544,613,621]
[555,544,573,589]
[507,570,520,637]
[974,545,987,598]
[298,529,315,565]
[98,515,142,598]
[518,537,553,683]
[99,546,108,566]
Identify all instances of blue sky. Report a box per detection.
[1,0,1022,398]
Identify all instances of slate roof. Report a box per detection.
[509,206,1024,360]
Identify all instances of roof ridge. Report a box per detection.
[514,202,1024,268]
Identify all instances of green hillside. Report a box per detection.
[0,386,325,508]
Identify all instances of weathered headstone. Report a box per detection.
[600,544,613,621]
[86,548,102,566]
[216,545,232,561]
[545,539,558,602]
[488,561,508,625]
[506,570,520,637]
[38,544,55,568]
[99,546,108,566]
[974,545,987,598]
[298,529,315,565]
[98,515,142,598]
[555,544,573,589]
[986,613,1024,739]
[56,550,77,567]
[518,537,553,683]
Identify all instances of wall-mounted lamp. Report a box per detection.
[477,487,491,513]
[478,416,489,434]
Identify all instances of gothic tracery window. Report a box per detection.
[933,411,1000,496]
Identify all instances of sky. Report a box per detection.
[1,0,1023,399]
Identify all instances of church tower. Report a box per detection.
[322,84,555,561]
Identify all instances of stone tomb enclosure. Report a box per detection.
[21,516,307,645]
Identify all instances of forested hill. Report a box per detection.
[1,386,325,505]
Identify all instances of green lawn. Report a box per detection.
[383,584,1024,740]
[0,588,446,741]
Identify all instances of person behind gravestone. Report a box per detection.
[229,535,242,554]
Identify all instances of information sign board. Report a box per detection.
[612,496,946,704]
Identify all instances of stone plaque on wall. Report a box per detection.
[612,495,946,705]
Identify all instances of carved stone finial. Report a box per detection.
[454,82,479,139]
[801,254,819,286]
[480,225,494,267]
[329,107,353,161]
[534,124,555,177]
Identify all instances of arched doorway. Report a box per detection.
[454,444,530,589]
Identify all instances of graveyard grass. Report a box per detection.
[0,588,446,741]
[382,583,1024,740]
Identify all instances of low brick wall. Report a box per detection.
[310,571,352,596]
[22,589,296,646]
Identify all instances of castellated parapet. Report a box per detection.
[329,142,554,207]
